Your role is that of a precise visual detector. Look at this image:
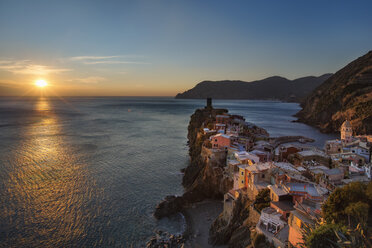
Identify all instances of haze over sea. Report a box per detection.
[0,97,336,247]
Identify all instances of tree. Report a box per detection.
[303,182,372,248]
[302,222,370,248]
[254,188,270,212]
[304,223,345,248]
[322,182,368,226]
[345,201,369,228]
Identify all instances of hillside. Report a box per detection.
[175,74,332,102]
[296,51,372,135]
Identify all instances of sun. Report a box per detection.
[35,79,48,88]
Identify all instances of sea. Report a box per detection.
[0,97,337,247]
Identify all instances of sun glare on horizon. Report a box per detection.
[35,79,48,88]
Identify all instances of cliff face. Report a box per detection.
[209,195,251,247]
[182,107,232,194]
[154,107,233,219]
[296,51,372,134]
[175,74,331,102]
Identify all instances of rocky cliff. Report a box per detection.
[296,51,372,134]
[154,107,233,219]
[153,106,272,247]
[175,74,331,102]
[209,195,252,247]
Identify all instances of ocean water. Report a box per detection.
[0,97,336,247]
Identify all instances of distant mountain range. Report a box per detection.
[296,51,372,135]
[175,74,332,102]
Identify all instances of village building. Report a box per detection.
[321,167,344,187]
[202,127,216,134]
[325,139,343,154]
[268,184,290,202]
[235,162,272,197]
[222,189,240,221]
[270,201,295,221]
[292,149,330,166]
[275,143,304,161]
[253,140,274,154]
[245,163,272,196]
[341,120,353,143]
[331,152,367,166]
[308,165,330,177]
[282,183,324,202]
[288,209,314,248]
[234,151,260,164]
[215,114,230,125]
[207,104,371,248]
[256,207,289,248]
[343,142,371,162]
[251,149,272,162]
[210,133,234,149]
[215,123,226,133]
[273,162,299,174]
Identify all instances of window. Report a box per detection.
[241,180,244,184]
[241,172,244,175]
[262,174,265,178]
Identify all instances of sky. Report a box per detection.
[0,0,371,96]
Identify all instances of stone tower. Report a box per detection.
[341,120,353,143]
[206,98,212,109]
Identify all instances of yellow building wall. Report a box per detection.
[238,167,246,189]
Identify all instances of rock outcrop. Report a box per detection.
[153,106,270,247]
[154,107,233,219]
[146,230,185,248]
[296,51,372,135]
[209,195,253,248]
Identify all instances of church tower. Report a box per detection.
[341,120,353,143]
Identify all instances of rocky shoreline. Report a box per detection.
[149,105,314,247]
[145,230,185,248]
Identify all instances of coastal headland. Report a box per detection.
[149,102,317,247]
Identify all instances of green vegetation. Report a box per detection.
[302,182,372,248]
[296,51,372,134]
[322,182,371,228]
[254,188,270,212]
[303,223,346,248]
[251,232,275,248]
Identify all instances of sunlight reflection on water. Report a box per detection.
[1,98,104,247]
[0,97,336,247]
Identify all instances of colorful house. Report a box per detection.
[288,209,314,247]
[216,114,230,124]
[270,201,294,221]
[210,133,233,149]
[283,183,323,202]
[234,151,260,164]
[268,184,289,202]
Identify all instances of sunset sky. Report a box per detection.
[0,0,371,96]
